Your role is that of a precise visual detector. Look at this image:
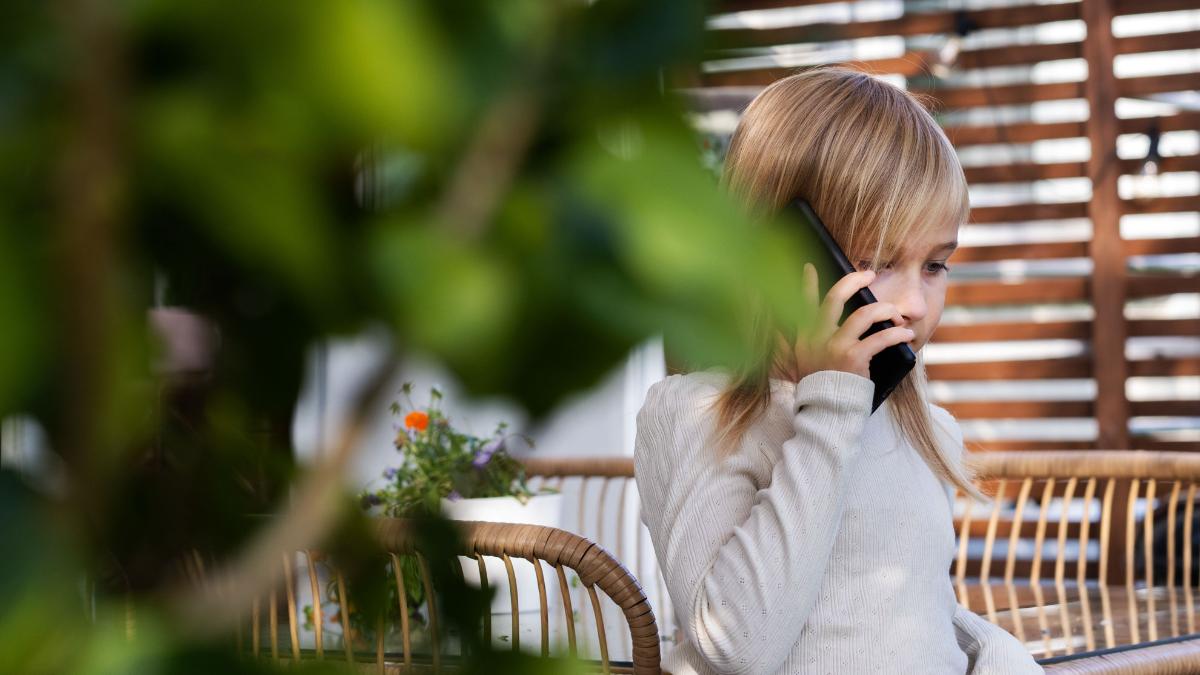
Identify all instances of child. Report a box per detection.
[634,66,1044,674]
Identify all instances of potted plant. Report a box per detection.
[361,383,561,614]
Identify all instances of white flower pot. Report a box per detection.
[440,492,563,614]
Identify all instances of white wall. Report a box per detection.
[291,327,666,491]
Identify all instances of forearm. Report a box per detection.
[656,370,874,673]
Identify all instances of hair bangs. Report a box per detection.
[859,115,970,268]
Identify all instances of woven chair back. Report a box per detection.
[230,518,661,674]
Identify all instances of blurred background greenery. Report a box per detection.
[0,0,818,671]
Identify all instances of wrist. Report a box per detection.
[793,369,874,414]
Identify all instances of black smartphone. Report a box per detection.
[784,197,916,414]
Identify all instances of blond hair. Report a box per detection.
[700,65,987,503]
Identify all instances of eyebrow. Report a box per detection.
[930,241,958,255]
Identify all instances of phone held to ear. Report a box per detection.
[784,197,916,414]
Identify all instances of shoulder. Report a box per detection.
[928,401,956,432]
[635,371,729,471]
[928,402,965,459]
[639,371,727,425]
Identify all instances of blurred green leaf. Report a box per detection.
[370,222,517,377]
[0,0,805,671]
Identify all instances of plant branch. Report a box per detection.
[435,85,541,240]
[169,350,400,637]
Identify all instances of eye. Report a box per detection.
[926,261,950,274]
[855,260,893,272]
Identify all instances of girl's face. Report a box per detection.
[854,219,959,353]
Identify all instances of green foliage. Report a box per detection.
[363,383,542,518]
[0,0,828,671]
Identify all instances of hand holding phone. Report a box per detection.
[781,198,917,413]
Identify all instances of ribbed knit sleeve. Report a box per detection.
[634,369,875,675]
[931,405,1046,674]
[952,605,1045,674]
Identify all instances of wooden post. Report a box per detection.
[1082,0,1131,585]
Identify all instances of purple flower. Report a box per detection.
[383,467,398,480]
[360,492,383,509]
[446,490,463,502]
[472,437,503,469]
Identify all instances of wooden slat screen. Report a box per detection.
[687,0,1200,582]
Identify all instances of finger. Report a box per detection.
[836,301,901,341]
[818,269,875,339]
[852,325,915,359]
[803,263,819,309]
[799,264,820,339]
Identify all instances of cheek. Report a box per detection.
[865,277,900,304]
[924,282,948,327]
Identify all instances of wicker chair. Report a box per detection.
[955,451,1200,671]
[238,518,661,674]
[518,457,673,646]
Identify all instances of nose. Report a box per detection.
[891,275,927,327]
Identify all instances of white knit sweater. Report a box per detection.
[634,369,1045,674]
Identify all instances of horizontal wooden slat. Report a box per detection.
[1129,318,1200,337]
[715,0,862,10]
[943,273,1192,307]
[710,2,1081,50]
[950,121,1087,148]
[1128,274,1199,298]
[682,89,1200,119]
[1116,0,1200,17]
[703,40,1092,87]
[971,201,1088,224]
[915,80,1085,110]
[955,519,1089,540]
[957,40,1083,71]
[944,400,1094,419]
[962,153,1199,185]
[698,67,798,89]
[678,87,761,113]
[700,53,936,86]
[933,320,1091,342]
[964,160,1086,184]
[1118,111,1200,136]
[949,111,1200,150]
[968,476,1141,500]
[1129,400,1200,416]
[928,357,1092,380]
[951,240,1088,263]
[963,195,1198,224]
[1118,72,1200,99]
[1119,153,1200,176]
[956,558,1100,580]
[946,277,1087,305]
[1125,236,1200,257]
[1129,357,1200,377]
[521,456,635,478]
[1136,441,1200,452]
[964,440,1098,451]
[1115,29,1200,56]
[970,450,1200,479]
[1124,195,1200,216]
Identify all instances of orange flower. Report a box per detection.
[404,410,429,431]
